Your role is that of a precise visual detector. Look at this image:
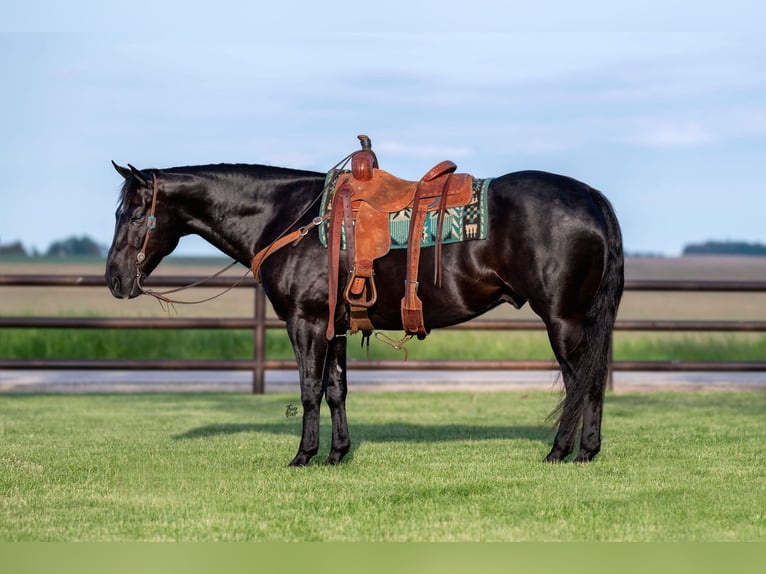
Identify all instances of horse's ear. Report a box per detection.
[112,161,148,186]
[127,163,148,187]
[112,160,132,180]
[121,164,149,187]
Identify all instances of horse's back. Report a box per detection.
[489,170,607,226]
[488,170,611,247]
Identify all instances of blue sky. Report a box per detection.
[1,1,764,256]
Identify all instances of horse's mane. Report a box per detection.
[116,178,137,212]
[116,163,324,209]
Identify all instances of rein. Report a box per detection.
[134,173,251,307]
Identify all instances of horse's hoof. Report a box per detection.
[287,453,313,467]
[543,449,568,463]
[324,451,348,466]
[573,450,599,463]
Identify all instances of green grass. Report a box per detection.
[1,392,763,541]
[1,327,765,362]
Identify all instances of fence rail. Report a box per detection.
[2,274,765,392]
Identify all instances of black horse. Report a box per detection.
[107,153,623,466]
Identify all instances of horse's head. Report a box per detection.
[106,162,180,298]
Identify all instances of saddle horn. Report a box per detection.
[352,135,378,182]
[358,134,372,150]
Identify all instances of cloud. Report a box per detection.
[625,121,716,148]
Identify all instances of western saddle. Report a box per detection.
[324,135,474,341]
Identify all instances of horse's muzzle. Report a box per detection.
[106,272,140,299]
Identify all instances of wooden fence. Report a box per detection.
[1,274,765,392]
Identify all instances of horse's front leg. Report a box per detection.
[324,335,350,465]
[286,316,329,467]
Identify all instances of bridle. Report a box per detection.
[134,174,160,268]
[132,173,250,306]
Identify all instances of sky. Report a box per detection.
[1,1,764,257]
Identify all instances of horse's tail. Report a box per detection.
[552,187,624,438]
[585,187,625,357]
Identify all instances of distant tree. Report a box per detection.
[0,240,28,256]
[45,235,103,257]
[683,240,766,256]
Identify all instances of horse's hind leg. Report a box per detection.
[573,325,611,462]
[544,316,587,463]
[545,361,581,462]
[544,314,609,463]
[575,389,604,462]
[324,335,351,465]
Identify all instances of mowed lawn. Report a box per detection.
[1,391,763,541]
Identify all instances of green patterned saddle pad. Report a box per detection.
[318,171,491,249]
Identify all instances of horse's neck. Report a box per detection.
[175,169,323,265]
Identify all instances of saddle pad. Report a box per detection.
[318,170,491,250]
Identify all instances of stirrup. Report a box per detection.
[344,259,377,308]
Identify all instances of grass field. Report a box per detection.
[1,257,765,543]
[0,391,764,541]
[3,326,765,363]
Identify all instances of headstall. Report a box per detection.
[132,173,248,306]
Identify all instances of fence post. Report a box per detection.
[252,285,266,394]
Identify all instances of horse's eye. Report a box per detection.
[130,210,145,223]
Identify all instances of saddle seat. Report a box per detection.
[325,135,475,340]
[336,165,474,261]
[346,160,469,212]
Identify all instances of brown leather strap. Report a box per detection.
[401,181,428,337]
[401,174,453,337]
[401,207,428,337]
[136,174,160,266]
[251,214,328,283]
[325,183,349,340]
[251,229,302,283]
